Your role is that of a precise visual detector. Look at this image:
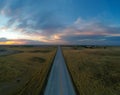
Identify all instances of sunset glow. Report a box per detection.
[0,40,25,45]
[0,0,120,45]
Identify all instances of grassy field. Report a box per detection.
[0,46,56,95]
[62,46,120,95]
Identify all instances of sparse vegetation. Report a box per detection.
[30,57,46,63]
[63,46,120,95]
[29,50,51,53]
[0,46,56,95]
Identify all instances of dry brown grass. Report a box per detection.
[0,46,56,95]
[62,46,120,95]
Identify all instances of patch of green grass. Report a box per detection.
[63,46,120,95]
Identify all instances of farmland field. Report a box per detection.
[62,46,120,95]
[0,46,56,95]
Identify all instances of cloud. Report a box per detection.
[0,0,65,36]
[72,18,120,35]
[0,0,120,45]
[106,36,120,41]
[0,37,8,42]
[52,18,120,45]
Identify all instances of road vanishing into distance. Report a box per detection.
[44,47,76,95]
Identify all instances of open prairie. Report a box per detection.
[62,46,120,95]
[0,46,56,95]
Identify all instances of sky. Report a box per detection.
[0,0,120,45]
